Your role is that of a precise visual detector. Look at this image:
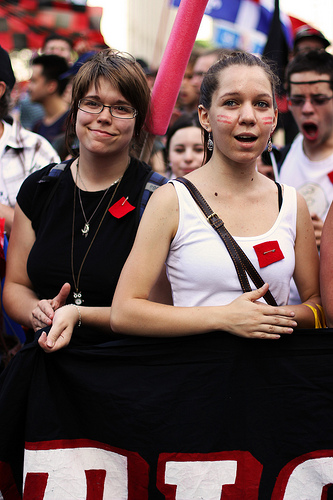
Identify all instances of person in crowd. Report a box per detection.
[42,33,74,64]
[110,51,321,339]
[176,51,200,114]
[293,25,330,56]
[3,49,165,350]
[320,201,333,327]
[29,54,70,159]
[191,48,223,97]
[165,112,204,178]
[136,58,158,90]
[279,50,333,253]
[19,34,74,131]
[0,46,59,235]
[256,145,281,181]
[280,25,331,146]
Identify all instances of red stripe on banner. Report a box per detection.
[85,470,106,500]
[23,473,48,500]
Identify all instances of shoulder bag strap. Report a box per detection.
[176,177,278,306]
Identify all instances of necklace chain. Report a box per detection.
[71,158,123,305]
[76,158,121,237]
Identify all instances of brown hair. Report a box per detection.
[66,49,151,156]
[199,51,279,162]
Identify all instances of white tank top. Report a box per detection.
[166,181,297,307]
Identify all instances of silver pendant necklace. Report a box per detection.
[71,158,123,305]
[76,159,121,237]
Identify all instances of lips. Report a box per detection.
[90,128,113,137]
[235,134,257,143]
[302,122,319,141]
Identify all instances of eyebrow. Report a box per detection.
[173,142,203,147]
[220,92,272,99]
[84,94,131,105]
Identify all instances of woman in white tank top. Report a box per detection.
[111,52,321,339]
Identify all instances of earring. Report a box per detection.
[267,136,272,153]
[207,132,214,151]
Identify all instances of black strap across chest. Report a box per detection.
[176,177,278,307]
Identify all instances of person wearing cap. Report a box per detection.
[29,54,70,160]
[0,46,60,235]
[278,49,333,304]
[293,25,330,56]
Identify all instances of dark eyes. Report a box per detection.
[289,96,333,107]
[256,101,269,108]
[223,100,269,108]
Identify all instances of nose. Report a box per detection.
[239,102,256,124]
[183,147,194,163]
[97,106,112,121]
[301,98,315,114]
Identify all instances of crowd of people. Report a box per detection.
[0,24,332,352]
[0,18,333,496]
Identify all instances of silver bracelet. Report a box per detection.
[70,303,82,328]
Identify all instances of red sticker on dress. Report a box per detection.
[109,197,135,218]
[253,240,284,268]
[328,171,333,184]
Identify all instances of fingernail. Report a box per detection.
[46,339,54,348]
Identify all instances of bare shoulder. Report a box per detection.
[138,181,179,240]
[142,181,179,218]
[295,190,311,218]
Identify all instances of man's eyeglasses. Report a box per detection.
[193,71,206,78]
[78,98,138,119]
[288,95,333,107]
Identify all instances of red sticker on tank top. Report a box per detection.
[109,197,135,218]
[253,240,284,268]
[328,171,333,184]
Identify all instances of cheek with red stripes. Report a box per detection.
[216,114,232,124]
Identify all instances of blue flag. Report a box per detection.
[170,0,293,54]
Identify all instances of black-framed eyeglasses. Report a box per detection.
[288,95,333,107]
[78,98,138,119]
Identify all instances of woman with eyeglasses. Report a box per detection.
[3,49,163,351]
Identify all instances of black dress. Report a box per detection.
[17,156,153,344]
